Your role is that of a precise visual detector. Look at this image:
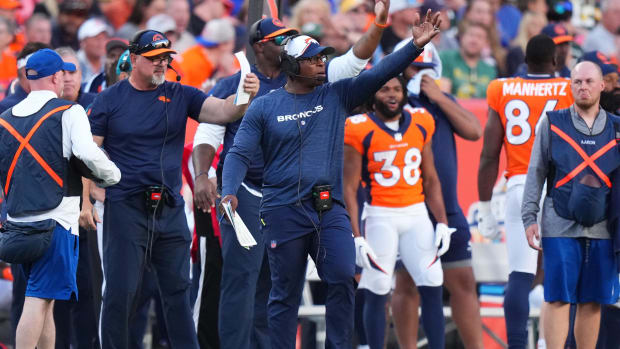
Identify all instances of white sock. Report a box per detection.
[537,338,546,349]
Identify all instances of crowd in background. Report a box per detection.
[0,0,620,348]
[0,0,618,101]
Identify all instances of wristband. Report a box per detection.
[374,19,389,28]
[195,171,209,180]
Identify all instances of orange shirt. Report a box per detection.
[344,108,435,207]
[487,76,574,178]
[0,51,17,99]
[178,45,214,89]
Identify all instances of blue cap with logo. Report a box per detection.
[579,51,618,76]
[25,48,76,80]
[541,23,573,44]
[249,18,299,45]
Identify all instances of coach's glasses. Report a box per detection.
[144,55,173,65]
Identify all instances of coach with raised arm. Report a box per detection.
[192,1,396,347]
[220,10,442,349]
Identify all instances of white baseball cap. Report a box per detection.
[390,0,422,14]
[198,18,235,47]
[146,14,177,34]
[77,18,111,41]
[283,35,334,59]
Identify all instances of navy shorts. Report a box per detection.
[22,223,78,300]
[542,237,619,304]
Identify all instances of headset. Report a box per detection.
[279,35,300,76]
[129,29,149,54]
[248,19,263,45]
[279,35,326,83]
[119,29,148,73]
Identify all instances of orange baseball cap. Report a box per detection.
[0,0,21,10]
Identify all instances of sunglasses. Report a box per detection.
[136,39,171,55]
[258,34,288,46]
[298,55,327,65]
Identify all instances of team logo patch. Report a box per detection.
[272,18,284,27]
[152,33,164,41]
[270,240,277,248]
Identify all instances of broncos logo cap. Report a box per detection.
[133,30,177,57]
[579,51,618,76]
[283,35,335,59]
[250,18,299,44]
[541,23,573,44]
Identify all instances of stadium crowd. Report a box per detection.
[0,0,619,348]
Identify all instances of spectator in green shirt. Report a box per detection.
[439,21,497,98]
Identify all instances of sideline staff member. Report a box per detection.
[221,11,441,348]
[193,6,393,347]
[522,61,620,349]
[88,30,258,349]
[0,48,120,349]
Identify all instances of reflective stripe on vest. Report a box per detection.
[550,124,616,188]
[0,104,72,195]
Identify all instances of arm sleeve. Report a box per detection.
[193,123,225,150]
[333,41,424,113]
[326,48,369,82]
[87,94,107,137]
[221,101,264,197]
[64,105,121,186]
[521,114,551,228]
[183,84,209,121]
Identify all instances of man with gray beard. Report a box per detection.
[87,30,259,348]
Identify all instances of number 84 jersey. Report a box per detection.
[487,75,574,178]
[344,109,435,207]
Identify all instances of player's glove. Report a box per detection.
[434,223,456,257]
[477,201,501,240]
[354,236,379,270]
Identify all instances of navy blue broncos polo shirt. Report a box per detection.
[89,79,207,205]
[209,66,287,191]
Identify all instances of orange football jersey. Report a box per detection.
[487,76,574,178]
[344,108,435,207]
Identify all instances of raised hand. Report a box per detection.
[374,0,390,26]
[411,9,442,48]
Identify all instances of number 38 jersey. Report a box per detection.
[487,74,573,178]
[344,109,435,208]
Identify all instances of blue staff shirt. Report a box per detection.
[89,79,207,205]
[0,83,27,114]
[209,66,287,191]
